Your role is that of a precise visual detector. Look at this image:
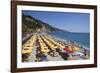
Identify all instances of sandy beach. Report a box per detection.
[22,32,90,62]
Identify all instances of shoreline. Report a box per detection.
[48,33,90,50]
[49,34,90,51]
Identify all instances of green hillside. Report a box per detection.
[22,14,56,33]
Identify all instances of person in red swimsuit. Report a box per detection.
[63,46,73,53]
[64,46,70,53]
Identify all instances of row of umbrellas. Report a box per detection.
[22,34,37,54]
[22,33,80,55]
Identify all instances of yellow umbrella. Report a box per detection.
[22,47,33,54]
[41,47,50,52]
[73,47,80,51]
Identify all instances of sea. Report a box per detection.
[48,30,90,49]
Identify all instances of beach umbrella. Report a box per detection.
[73,47,80,51]
[22,47,33,54]
[23,43,33,47]
[41,47,50,53]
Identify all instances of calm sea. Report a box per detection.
[48,31,90,48]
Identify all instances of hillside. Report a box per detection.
[22,14,58,33]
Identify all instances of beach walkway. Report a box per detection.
[46,53,64,61]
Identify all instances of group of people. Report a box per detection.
[22,33,89,62]
[35,39,89,62]
[35,38,76,62]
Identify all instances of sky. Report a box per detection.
[22,10,90,33]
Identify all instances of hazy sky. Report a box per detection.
[22,10,90,33]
